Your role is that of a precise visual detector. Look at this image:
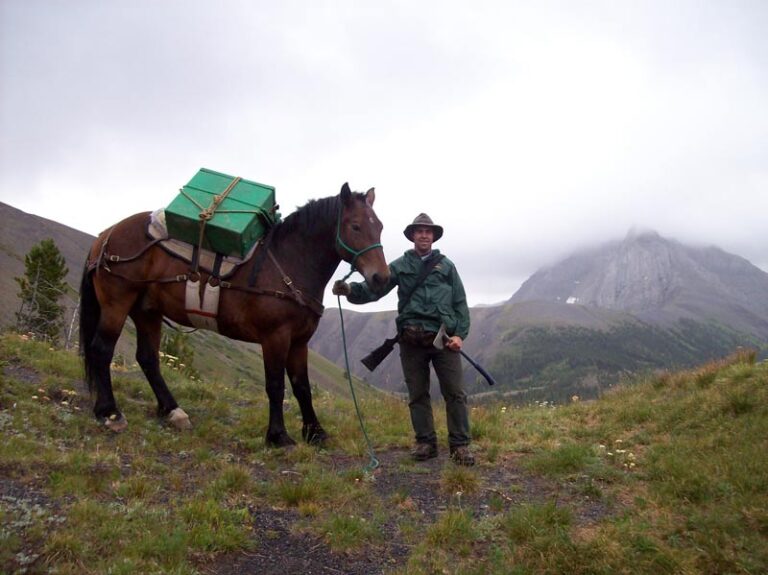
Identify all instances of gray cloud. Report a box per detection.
[1,0,766,311]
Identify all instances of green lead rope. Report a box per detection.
[334,196,383,475]
[336,274,380,475]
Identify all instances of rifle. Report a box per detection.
[360,254,444,372]
[360,335,399,371]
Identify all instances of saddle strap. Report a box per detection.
[223,283,325,318]
[266,249,306,307]
[102,238,166,268]
[89,227,187,284]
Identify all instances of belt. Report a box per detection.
[401,325,437,347]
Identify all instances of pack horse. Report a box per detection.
[79,183,389,446]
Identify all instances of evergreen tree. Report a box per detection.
[15,238,69,342]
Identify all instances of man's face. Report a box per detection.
[412,226,434,256]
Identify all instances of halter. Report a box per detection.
[336,199,383,281]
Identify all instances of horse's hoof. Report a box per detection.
[266,431,297,448]
[302,423,329,446]
[167,408,192,430]
[101,413,128,433]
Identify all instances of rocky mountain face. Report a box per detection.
[510,230,768,338]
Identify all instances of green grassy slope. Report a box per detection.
[2,335,766,574]
[486,317,762,403]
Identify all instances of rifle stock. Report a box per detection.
[361,335,399,372]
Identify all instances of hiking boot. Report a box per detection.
[450,446,475,466]
[411,442,438,461]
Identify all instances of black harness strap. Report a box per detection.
[223,284,325,318]
[211,253,224,280]
[248,228,275,288]
[191,245,201,276]
[103,238,166,267]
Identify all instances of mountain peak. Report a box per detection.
[509,230,768,336]
[624,227,661,242]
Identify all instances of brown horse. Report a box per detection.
[79,183,389,446]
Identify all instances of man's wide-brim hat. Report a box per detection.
[404,213,444,242]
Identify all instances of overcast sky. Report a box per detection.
[2,0,766,311]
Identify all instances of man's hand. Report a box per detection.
[446,335,463,352]
[332,280,351,296]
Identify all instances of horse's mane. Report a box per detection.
[273,192,367,241]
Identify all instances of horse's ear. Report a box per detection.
[340,182,352,204]
[365,188,375,206]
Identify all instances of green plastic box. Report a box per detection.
[165,168,278,258]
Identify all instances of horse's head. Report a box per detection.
[337,183,390,294]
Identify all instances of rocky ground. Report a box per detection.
[199,448,611,575]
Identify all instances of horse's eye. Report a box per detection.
[351,224,361,232]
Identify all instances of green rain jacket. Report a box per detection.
[348,249,470,339]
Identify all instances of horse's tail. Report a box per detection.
[79,260,100,394]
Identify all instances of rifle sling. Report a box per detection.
[391,253,444,340]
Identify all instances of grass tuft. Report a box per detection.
[426,509,477,555]
[524,442,597,476]
[318,511,383,551]
[440,464,480,498]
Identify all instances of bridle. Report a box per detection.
[335,200,383,281]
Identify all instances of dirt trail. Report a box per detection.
[202,448,611,575]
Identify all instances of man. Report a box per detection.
[333,213,474,466]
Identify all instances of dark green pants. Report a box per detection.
[399,341,471,448]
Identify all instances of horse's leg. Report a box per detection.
[261,335,296,447]
[88,304,133,432]
[89,329,127,431]
[286,343,328,445]
[132,311,191,430]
